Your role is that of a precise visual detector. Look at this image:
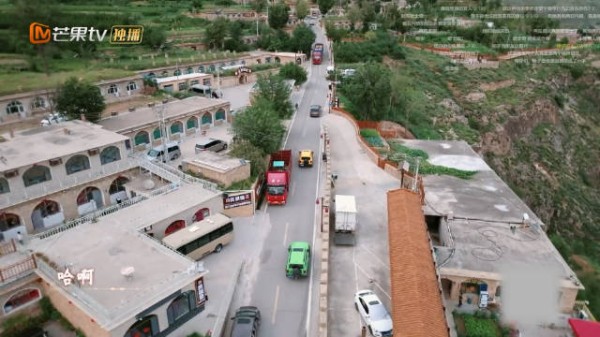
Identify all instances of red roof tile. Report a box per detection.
[387,189,449,337]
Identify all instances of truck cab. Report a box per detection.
[298,150,314,167]
[286,241,310,279]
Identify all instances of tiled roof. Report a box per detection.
[387,189,449,337]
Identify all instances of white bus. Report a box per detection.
[162,213,234,260]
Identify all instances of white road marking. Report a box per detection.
[283,222,289,247]
[306,116,323,336]
[359,246,389,269]
[272,285,280,324]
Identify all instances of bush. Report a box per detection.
[463,315,498,337]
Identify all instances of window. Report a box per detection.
[167,291,195,325]
[198,65,205,73]
[187,117,198,129]
[209,64,216,72]
[186,67,193,74]
[203,78,211,86]
[178,82,188,91]
[6,101,24,114]
[100,146,121,165]
[0,178,9,194]
[134,131,150,145]
[124,315,159,337]
[174,69,182,76]
[108,84,118,94]
[201,112,212,125]
[161,70,169,77]
[126,81,138,91]
[215,109,225,121]
[32,96,46,109]
[3,288,41,314]
[23,165,52,187]
[0,213,21,231]
[170,121,183,134]
[152,128,162,140]
[65,155,90,175]
[190,80,199,85]
[266,57,272,63]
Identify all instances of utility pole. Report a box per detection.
[413,157,421,191]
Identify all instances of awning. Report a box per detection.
[569,318,600,337]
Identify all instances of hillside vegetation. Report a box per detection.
[336,42,600,317]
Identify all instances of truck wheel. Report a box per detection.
[214,244,223,253]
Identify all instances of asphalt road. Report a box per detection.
[246,24,331,337]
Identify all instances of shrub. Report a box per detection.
[463,315,498,337]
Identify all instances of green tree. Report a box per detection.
[325,22,345,43]
[143,26,168,50]
[224,21,246,51]
[190,0,203,12]
[250,0,268,12]
[56,77,106,123]
[233,99,285,154]
[279,62,308,86]
[290,25,316,56]
[254,74,293,118]
[296,0,309,20]
[341,62,391,120]
[318,0,334,15]
[269,3,291,29]
[229,142,268,177]
[347,4,361,31]
[204,17,230,49]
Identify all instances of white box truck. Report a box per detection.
[333,195,357,245]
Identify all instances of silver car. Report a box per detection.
[354,290,393,337]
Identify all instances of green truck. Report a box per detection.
[285,241,311,279]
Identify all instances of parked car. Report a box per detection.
[286,241,310,279]
[309,105,322,117]
[195,138,228,153]
[230,306,261,337]
[354,290,393,337]
[40,113,67,126]
[146,142,181,162]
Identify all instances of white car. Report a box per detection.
[354,290,393,337]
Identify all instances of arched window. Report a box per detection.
[0,213,21,231]
[6,101,24,114]
[186,117,198,130]
[193,208,210,222]
[241,60,246,65]
[23,165,51,187]
[209,64,216,72]
[161,70,169,77]
[170,121,183,134]
[215,109,226,121]
[65,155,90,175]
[165,220,186,235]
[0,178,9,194]
[152,128,162,140]
[174,69,182,76]
[198,65,205,73]
[100,146,121,165]
[166,291,196,325]
[32,200,60,219]
[123,315,159,337]
[3,288,41,314]
[186,67,193,74]
[32,96,46,109]
[134,131,150,145]
[201,112,212,125]
[126,81,137,91]
[108,84,118,94]
[109,177,129,194]
[76,186,103,208]
[146,72,156,79]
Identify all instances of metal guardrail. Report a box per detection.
[0,240,16,257]
[149,160,220,191]
[33,182,180,240]
[0,160,138,208]
[0,256,36,284]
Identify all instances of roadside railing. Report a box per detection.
[0,240,16,257]
[149,160,220,191]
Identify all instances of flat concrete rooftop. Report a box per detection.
[186,151,247,172]
[98,96,230,133]
[28,184,219,329]
[397,140,581,287]
[0,120,128,172]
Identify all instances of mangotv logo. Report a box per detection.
[29,22,143,45]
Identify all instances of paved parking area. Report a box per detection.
[323,114,400,337]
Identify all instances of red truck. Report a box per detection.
[266,150,292,205]
[312,43,324,65]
